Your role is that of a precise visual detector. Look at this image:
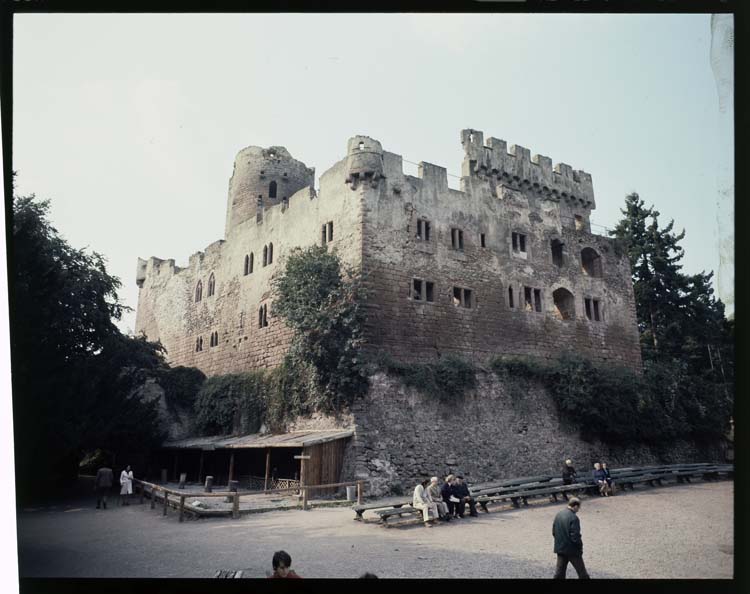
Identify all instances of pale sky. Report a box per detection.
[12,13,734,334]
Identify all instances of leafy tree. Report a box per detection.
[272,245,369,414]
[11,190,167,498]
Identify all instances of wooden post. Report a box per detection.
[232,493,240,519]
[198,452,204,484]
[163,490,169,516]
[228,452,235,484]
[264,448,271,491]
[179,495,185,523]
[357,480,363,505]
[294,454,311,511]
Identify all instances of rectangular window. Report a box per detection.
[413,278,423,300]
[453,286,473,308]
[416,219,431,241]
[534,289,542,312]
[508,286,514,309]
[593,299,601,321]
[322,221,333,245]
[451,228,464,250]
[524,286,533,311]
[425,281,434,302]
[585,298,592,320]
[480,233,486,248]
[327,221,334,241]
[321,224,327,245]
[512,232,527,254]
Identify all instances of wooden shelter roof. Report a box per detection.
[162,429,354,450]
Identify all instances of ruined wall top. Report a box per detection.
[460,129,596,209]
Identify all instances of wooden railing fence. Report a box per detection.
[132,478,366,522]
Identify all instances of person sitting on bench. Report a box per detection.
[451,476,478,518]
[413,478,439,527]
[592,462,610,496]
[601,462,615,494]
[562,459,578,485]
[427,476,451,522]
[441,475,457,518]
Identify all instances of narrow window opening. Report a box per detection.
[322,224,327,245]
[585,298,592,320]
[524,287,533,311]
[551,239,564,267]
[263,245,268,266]
[413,279,423,300]
[268,243,273,264]
[519,234,526,252]
[453,287,462,306]
[327,221,333,241]
[358,141,364,151]
[244,255,250,276]
[512,233,518,251]
[480,233,486,248]
[269,181,277,199]
[451,228,464,250]
[425,282,434,303]
[207,273,215,297]
[195,281,203,303]
[534,289,542,312]
[469,133,474,142]
[416,219,431,241]
[593,299,601,321]
[512,232,527,254]
[508,286,514,309]
[249,253,254,273]
[463,289,473,309]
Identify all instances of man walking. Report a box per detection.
[94,463,114,509]
[552,497,590,579]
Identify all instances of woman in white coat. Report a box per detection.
[120,465,133,506]
[413,478,438,527]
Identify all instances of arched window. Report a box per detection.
[581,247,603,277]
[269,181,277,199]
[244,255,250,276]
[249,252,254,273]
[207,273,216,297]
[258,304,268,328]
[263,245,268,267]
[268,242,273,264]
[553,288,576,320]
[195,280,203,302]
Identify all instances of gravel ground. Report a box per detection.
[16,480,733,579]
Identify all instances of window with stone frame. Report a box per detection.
[508,286,515,309]
[258,303,269,328]
[322,221,334,245]
[269,180,277,199]
[195,336,203,352]
[523,286,542,312]
[451,227,464,250]
[452,286,474,308]
[551,239,564,267]
[512,232,527,255]
[416,219,431,242]
[581,247,603,277]
[263,245,268,267]
[207,273,216,297]
[195,280,203,302]
[480,233,487,248]
[585,297,602,322]
[268,243,274,264]
[410,278,435,302]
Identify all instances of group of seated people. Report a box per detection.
[561,458,614,496]
[413,474,478,527]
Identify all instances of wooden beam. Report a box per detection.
[264,448,271,491]
[295,453,311,511]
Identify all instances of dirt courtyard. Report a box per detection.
[16,480,733,579]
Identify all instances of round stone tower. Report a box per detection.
[345,135,384,189]
[225,145,315,236]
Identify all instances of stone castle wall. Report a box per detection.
[342,372,724,497]
[358,130,641,369]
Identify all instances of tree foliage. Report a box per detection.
[11,190,167,497]
[272,245,369,413]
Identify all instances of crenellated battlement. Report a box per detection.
[460,129,595,209]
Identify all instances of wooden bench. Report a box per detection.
[376,506,423,525]
[352,500,410,521]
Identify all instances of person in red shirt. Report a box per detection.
[268,550,302,579]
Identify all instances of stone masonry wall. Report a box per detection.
[135,151,364,376]
[344,372,724,497]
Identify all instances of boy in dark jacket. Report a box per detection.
[552,497,590,579]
